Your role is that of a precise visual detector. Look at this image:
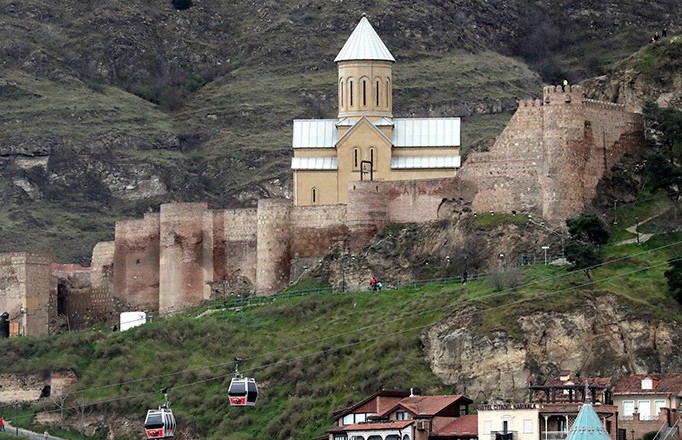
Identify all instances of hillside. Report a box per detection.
[1,209,681,439]
[1,0,681,263]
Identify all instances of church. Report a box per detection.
[291,15,462,206]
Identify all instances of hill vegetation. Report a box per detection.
[0,0,681,262]
[1,191,681,439]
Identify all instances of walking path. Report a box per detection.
[3,422,64,440]
[617,216,655,245]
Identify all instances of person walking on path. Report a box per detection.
[44,430,49,439]
[0,416,5,431]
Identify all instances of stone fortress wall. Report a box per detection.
[460,85,644,222]
[0,85,647,333]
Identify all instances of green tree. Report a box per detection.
[564,214,610,280]
[664,259,682,303]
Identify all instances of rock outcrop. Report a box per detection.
[422,294,682,402]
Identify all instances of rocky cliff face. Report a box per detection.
[422,294,682,402]
[582,37,682,112]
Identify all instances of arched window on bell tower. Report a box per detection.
[375,79,380,107]
[339,79,344,109]
[362,79,367,107]
[349,80,354,107]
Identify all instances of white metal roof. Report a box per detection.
[334,16,395,63]
[292,119,338,148]
[291,157,338,170]
[391,156,461,169]
[392,118,461,147]
[374,117,394,126]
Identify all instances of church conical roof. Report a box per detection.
[334,16,395,63]
[566,404,612,440]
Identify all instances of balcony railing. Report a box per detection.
[542,430,568,440]
[490,431,518,440]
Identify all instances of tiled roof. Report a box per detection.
[332,390,412,420]
[438,414,478,436]
[613,374,682,395]
[380,395,471,417]
[565,404,612,440]
[334,16,395,63]
[342,420,413,431]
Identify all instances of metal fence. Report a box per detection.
[2,423,63,440]
[184,252,569,316]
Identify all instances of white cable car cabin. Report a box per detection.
[144,408,175,438]
[228,377,258,407]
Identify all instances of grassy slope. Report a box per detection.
[2,198,681,439]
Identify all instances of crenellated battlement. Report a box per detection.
[582,99,625,111]
[519,98,543,107]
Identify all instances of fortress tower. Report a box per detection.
[291,16,461,207]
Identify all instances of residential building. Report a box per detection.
[327,391,475,440]
[291,15,461,206]
[477,402,618,440]
[612,374,682,440]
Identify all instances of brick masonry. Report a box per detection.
[0,86,647,329]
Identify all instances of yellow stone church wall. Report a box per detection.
[337,60,393,120]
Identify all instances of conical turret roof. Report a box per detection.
[565,404,612,440]
[334,16,395,63]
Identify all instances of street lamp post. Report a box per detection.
[542,246,550,265]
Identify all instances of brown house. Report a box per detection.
[328,391,475,440]
[612,374,682,440]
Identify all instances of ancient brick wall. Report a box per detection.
[0,253,54,336]
[460,99,544,216]
[0,373,45,403]
[91,241,114,294]
[256,199,292,295]
[113,214,160,312]
[462,85,644,222]
[346,181,391,252]
[219,208,258,289]
[159,203,210,314]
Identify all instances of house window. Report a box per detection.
[403,436,410,440]
[350,437,365,440]
[638,400,651,420]
[367,436,382,440]
[655,400,666,416]
[335,435,348,440]
[343,414,354,425]
[642,378,653,390]
[459,405,467,416]
[623,400,635,417]
[386,436,400,440]
[356,413,367,423]
[311,188,318,204]
[484,421,492,434]
[396,411,408,421]
[503,421,509,433]
[523,419,533,434]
